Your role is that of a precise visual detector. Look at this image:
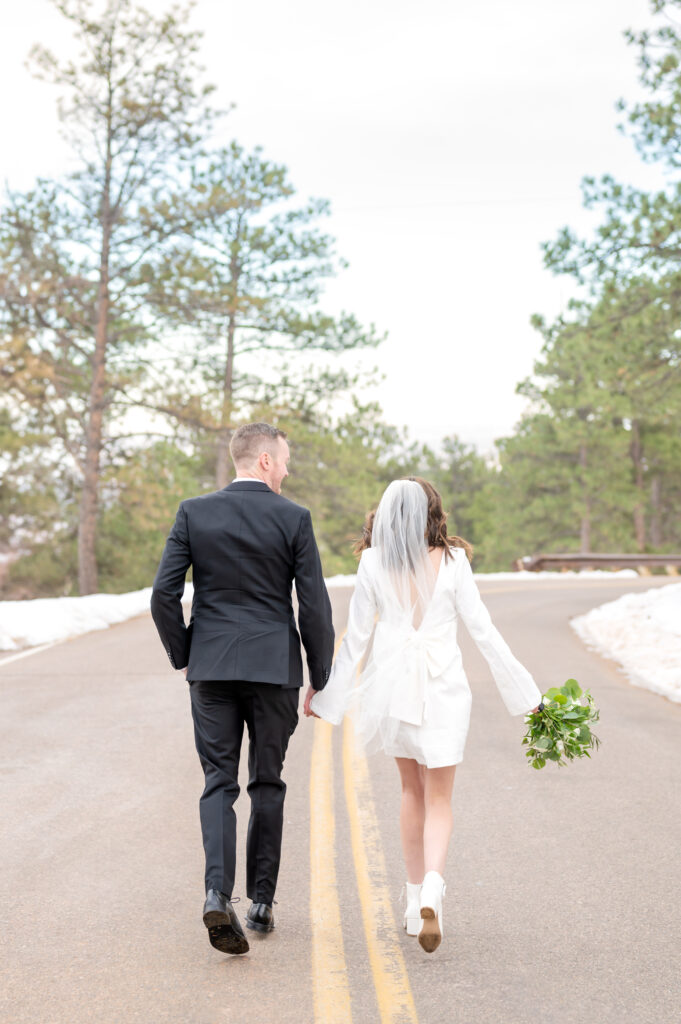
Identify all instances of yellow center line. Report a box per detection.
[310,719,353,1022]
[342,717,419,1024]
[310,631,353,1023]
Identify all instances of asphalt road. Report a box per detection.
[1,575,679,1024]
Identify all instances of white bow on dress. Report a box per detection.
[369,619,457,727]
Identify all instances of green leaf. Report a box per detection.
[562,678,583,699]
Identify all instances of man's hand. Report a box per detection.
[303,684,320,718]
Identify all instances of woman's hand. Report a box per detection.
[303,684,320,718]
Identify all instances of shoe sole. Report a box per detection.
[203,910,250,955]
[246,918,275,933]
[418,907,441,953]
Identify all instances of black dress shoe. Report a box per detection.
[202,889,249,954]
[246,902,275,933]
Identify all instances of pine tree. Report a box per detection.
[145,142,382,487]
[0,0,216,592]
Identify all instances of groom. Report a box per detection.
[151,422,334,954]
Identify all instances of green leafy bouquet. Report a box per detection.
[523,679,600,769]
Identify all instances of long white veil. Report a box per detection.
[371,479,437,626]
[344,479,443,754]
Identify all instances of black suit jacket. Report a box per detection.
[150,481,334,688]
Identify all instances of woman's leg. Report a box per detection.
[423,765,456,875]
[395,757,426,883]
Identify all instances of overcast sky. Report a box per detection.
[0,0,667,451]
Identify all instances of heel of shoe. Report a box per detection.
[418,871,445,953]
[203,909,228,928]
[418,906,441,953]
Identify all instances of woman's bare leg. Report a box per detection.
[423,765,456,875]
[395,757,426,883]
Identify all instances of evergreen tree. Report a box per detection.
[518,277,681,555]
[0,0,216,593]
[421,436,493,556]
[537,0,681,558]
[545,0,681,285]
[146,142,382,487]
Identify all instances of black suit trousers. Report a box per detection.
[189,680,299,904]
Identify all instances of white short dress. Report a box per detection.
[310,546,542,768]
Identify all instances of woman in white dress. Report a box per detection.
[304,477,541,953]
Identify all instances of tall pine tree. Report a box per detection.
[0,0,216,592]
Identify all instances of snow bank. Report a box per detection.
[0,584,195,652]
[571,583,681,704]
[0,568,654,656]
[475,569,639,580]
[324,574,361,587]
[326,568,639,587]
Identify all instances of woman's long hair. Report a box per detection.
[354,476,473,563]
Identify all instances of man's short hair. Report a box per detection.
[229,422,288,467]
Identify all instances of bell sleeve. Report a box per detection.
[453,550,542,715]
[309,550,377,725]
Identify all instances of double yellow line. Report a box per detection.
[309,716,418,1023]
[309,719,353,1022]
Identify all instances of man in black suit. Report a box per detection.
[151,422,334,955]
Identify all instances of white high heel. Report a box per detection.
[419,870,446,953]
[403,882,422,936]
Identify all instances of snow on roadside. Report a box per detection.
[0,569,642,654]
[0,584,197,652]
[571,583,681,704]
[477,569,640,580]
[324,574,361,587]
[326,568,639,586]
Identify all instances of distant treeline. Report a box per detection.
[2,0,681,597]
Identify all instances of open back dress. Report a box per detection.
[310,546,542,768]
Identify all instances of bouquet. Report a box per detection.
[522,679,600,769]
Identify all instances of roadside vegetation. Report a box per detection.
[2,0,681,597]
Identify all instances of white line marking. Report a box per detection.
[0,640,61,668]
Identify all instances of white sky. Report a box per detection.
[0,0,667,452]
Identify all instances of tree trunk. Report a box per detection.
[630,419,646,552]
[78,104,113,594]
[579,442,591,553]
[650,474,662,547]
[78,232,110,594]
[580,507,591,553]
[215,308,236,488]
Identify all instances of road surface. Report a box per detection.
[1,576,679,1024]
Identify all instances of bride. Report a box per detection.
[304,477,541,953]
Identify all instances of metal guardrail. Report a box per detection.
[515,553,681,574]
